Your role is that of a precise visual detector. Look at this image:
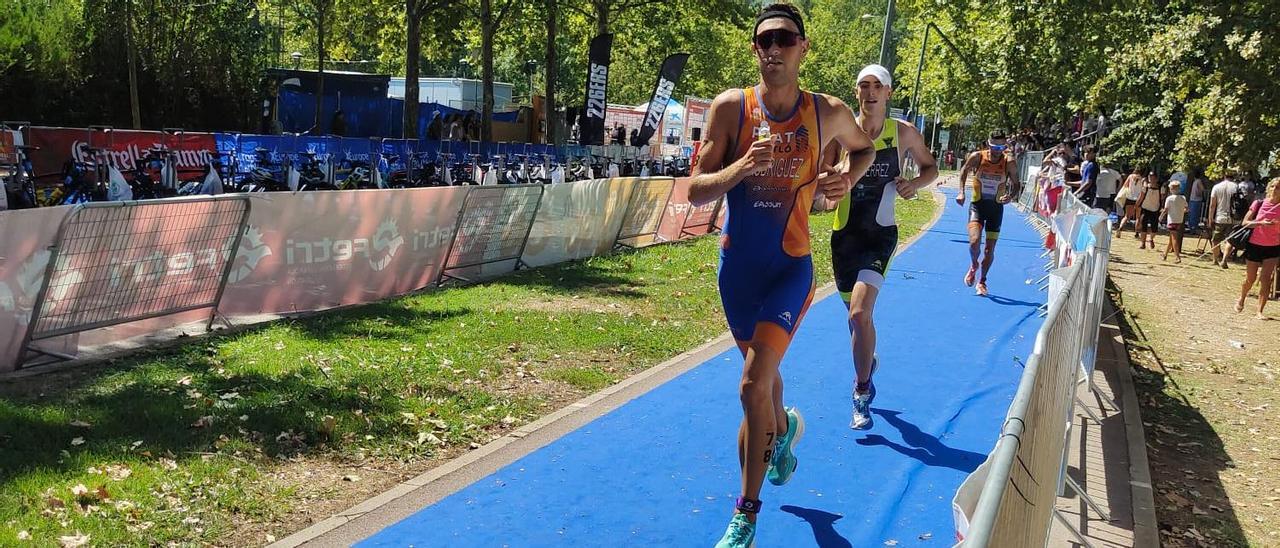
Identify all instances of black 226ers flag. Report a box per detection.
[580,33,614,146]
[633,53,690,147]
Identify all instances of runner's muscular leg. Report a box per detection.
[981,238,998,280]
[844,282,880,387]
[736,322,789,521]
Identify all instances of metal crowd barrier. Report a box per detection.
[437,184,545,285]
[19,196,251,366]
[961,177,1116,547]
[614,178,676,249]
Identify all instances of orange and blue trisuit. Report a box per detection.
[719,86,822,355]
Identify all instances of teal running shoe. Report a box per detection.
[767,407,805,485]
[714,513,756,548]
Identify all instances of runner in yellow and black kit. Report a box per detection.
[831,64,937,430]
[687,5,876,546]
[956,131,1020,296]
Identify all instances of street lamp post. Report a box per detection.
[878,0,895,69]
[906,22,988,124]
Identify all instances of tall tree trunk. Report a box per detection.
[314,5,327,133]
[594,0,608,36]
[544,0,557,144]
[126,0,141,129]
[404,0,422,139]
[481,0,495,143]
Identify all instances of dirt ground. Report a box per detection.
[1106,224,1280,547]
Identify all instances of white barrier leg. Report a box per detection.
[1053,509,1099,548]
[1065,474,1112,522]
[1089,376,1120,412]
[1074,394,1106,424]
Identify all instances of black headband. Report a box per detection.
[754,8,805,38]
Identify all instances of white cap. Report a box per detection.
[857,64,892,88]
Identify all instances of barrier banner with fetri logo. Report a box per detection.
[217,187,468,315]
[580,34,614,146]
[615,178,676,246]
[521,178,631,267]
[442,185,544,282]
[25,127,218,183]
[654,178,724,242]
[0,206,78,371]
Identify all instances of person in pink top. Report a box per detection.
[1236,177,1280,319]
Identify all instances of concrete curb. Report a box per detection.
[1103,303,1160,547]
[271,189,948,547]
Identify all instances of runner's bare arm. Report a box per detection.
[816,95,874,184]
[895,119,938,194]
[688,90,770,206]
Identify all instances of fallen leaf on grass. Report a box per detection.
[17,531,30,541]
[266,534,277,542]
[319,415,337,437]
[104,464,131,481]
[159,458,178,470]
[58,533,89,547]
[190,416,214,429]
[70,437,84,446]
[70,484,89,497]
[177,375,193,386]
[69,420,91,428]
[1165,492,1192,507]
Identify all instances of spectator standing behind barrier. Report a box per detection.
[1160,181,1188,263]
[1208,173,1240,268]
[1188,171,1208,233]
[1074,145,1099,206]
[447,115,464,141]
[1235,178,1280,319]
[466,112,480,142]
[1115,166,1144,238]
[427,113,444,140]
[1135,171,1164,250]
[1094,162,1121,214]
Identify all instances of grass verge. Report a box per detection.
[1106,227,1279,547]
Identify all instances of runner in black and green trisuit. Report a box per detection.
[829,64,938,430]
[956,131,1020,296]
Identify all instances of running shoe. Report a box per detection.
[767,407,805,486]
[850,357,878,430]
[714,513,756,548]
